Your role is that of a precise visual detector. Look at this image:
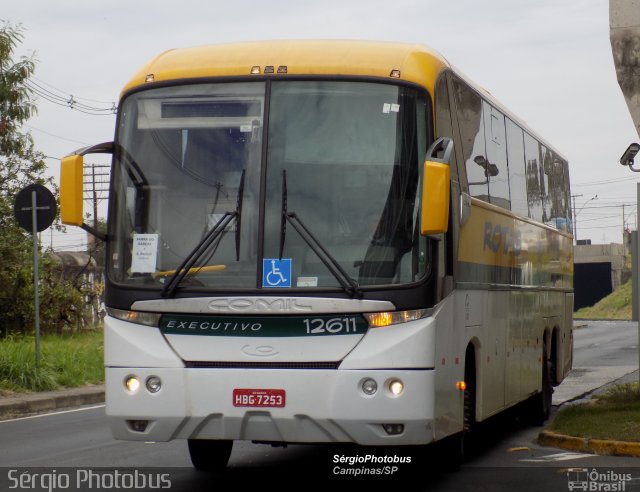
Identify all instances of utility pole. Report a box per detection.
[83,163,110,231]
[572,193,582,243]
[623,203,629,257]
[92,165,98,230]
[571,194,598,244]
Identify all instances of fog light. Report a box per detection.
[127,420,149,432]
[125,376,140,394]
[388,379,404,396]
[361,378,378,396]
[382,424,405,435]
[145,376,162,394]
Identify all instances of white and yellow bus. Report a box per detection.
[60,40,573,469]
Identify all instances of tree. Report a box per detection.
[0,21,89,335]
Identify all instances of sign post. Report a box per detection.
[13,184,57,369]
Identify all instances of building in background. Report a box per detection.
[574,242,626,310]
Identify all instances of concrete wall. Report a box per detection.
[574,242,626,290]
[611,0,640,137]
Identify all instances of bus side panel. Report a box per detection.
[521,290,544,397]
[559,292,575,383]
[478,290,508,419]
[456,199,572,421]
[505,291,524,407]
[432,292,464,442]
[505,291,546,406]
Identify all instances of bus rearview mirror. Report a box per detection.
[421,160,450,235]
[421,137,453,236]
[60,154,85,226]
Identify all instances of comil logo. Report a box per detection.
[208,298,313,313]
[567,468,633,491]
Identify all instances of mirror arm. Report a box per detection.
[60,142,115,241]
[78,142,114,241]
[468,179,489,186]
[80,223,108,242]
[426,137,453,164]
[74,141,115,157]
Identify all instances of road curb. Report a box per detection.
[539,430,640,457]
[0,385,105,420]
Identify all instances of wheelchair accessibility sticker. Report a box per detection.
[262,259,292,288]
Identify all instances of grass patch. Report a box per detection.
[574,279,631,320]
[548,383,640,441]
[0,330,104,393]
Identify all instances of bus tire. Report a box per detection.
[527,346,553,426]
[459,346,476,462]
[188,439,233,471]
[540,349,554,420]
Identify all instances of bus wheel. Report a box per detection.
[527,348,553,426]
[540,350,554,421]
[461,355,476,460]
[188,439,233,471]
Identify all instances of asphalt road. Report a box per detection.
[1,320,639,492]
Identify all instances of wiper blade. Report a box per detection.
[235,169,246,261]
[161,211,236,298]
[161,170,245,298]
[279,169,288,260]
[279,170,362,297]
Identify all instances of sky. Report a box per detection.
[3,0,639,249]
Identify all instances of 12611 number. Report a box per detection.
[303,317,358,335]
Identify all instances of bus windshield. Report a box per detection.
[110,80,430,291]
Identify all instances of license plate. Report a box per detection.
[233,388,286,408]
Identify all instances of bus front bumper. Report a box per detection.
[106,367,436,446]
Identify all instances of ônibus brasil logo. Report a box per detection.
[567,468,633,491]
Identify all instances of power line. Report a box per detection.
[32,76,115,105]
[26,78,117,115]
[572,176,640,187]
[28,79,115,112]
[25,124,91,146]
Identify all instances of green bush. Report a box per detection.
[0,331,103,392]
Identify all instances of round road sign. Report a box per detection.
[13,184,57,232]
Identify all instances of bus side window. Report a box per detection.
[483,102,510,209]
[539,144,552,223]
[546,152,572,232]
[524,132,543,223]
[505,118,529,218]
[451,77,488,202]
[562,160,573,233]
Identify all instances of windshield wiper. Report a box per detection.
[235,169,246,261]
[279,170,362,297]
[278,170,288,259]
[161,170,246,298]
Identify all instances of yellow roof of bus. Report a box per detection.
[121,40,450,97]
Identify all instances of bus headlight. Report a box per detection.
[125,376,141,394]
[388,379,404,396]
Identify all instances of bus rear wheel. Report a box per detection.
[526,346,554,426]
[188,439,233,471]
